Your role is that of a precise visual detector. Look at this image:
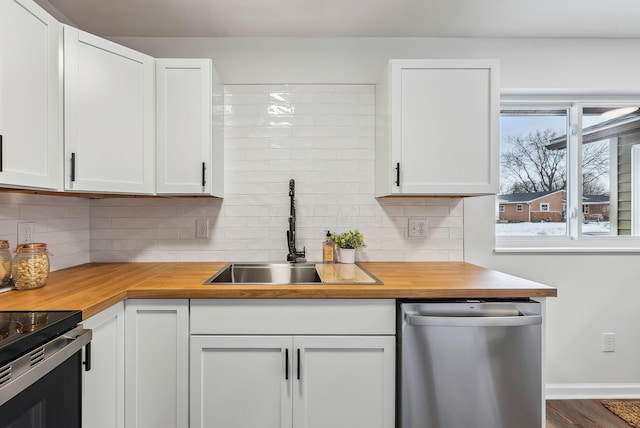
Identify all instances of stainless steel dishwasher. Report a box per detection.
[398,300,542,428]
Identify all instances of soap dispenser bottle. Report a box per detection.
[322,230,336,264]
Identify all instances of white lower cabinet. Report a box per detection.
[84,298,394,428]
[125,299,189,428]
[81,302,125,428]
[292,335,395,428]
[190,335,292,428]
[189,299,396,428]
[190,335,395,428]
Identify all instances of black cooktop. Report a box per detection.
[0,310,82,367]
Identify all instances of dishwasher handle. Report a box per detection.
[407,314,542,327]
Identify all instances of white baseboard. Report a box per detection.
[546,383,640,399]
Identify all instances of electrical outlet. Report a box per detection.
[18,222,34,244]
[196,219,209,239]
[408,218,427,237]
[602,332,615,352]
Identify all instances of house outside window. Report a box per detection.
[499,205,505,212]
[496,91,640,251]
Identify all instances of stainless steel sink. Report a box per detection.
[204,263,322,284]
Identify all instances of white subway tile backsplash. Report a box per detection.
[406,206,450,216]
[0,192,90,271]
[91,206,135,218]
[427,239,464,251]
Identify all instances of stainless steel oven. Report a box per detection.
[0,311,91,428]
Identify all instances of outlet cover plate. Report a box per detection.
[408,218,427,238]
[18,222,34,244]
[602,332,615,352]
[196,219,209,239]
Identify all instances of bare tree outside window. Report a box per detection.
[501,129,609,195]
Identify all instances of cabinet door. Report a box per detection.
[125,299,189,428]
[81,302,125,428]
[0,0,61,190]
[64,26,154,194]
[293,336,395,428]
[190,335,293,428]
[156,58,222,196]
[376,59,499,196]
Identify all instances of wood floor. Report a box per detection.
[547,400,633,427]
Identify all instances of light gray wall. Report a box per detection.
[109,36,640,87]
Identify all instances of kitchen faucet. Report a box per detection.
[286,179,306,263]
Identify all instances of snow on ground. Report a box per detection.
[496,221,611,236]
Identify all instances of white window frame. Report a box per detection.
[539,203,549,212]
[583,205,589,214]
[516,204,523,212]
[496,89,640,253]
[499,204,505,212]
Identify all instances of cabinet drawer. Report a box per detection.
[190,299,395,335]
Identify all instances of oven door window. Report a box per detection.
[0,352,81,428]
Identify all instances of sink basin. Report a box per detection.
[205,263,322,285]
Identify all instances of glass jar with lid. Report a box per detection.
[12,243,51,290]
[0,240,11,286]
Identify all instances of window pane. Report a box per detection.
[582,106,640,236]
[497,110,568,237]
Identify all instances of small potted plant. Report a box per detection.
[331,229,365,264]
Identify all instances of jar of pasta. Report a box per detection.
[12,243,51,290]
[0,241,12,286]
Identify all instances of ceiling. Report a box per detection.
[39,0,640,39]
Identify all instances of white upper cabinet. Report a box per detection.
[63,26,155,194]
[0,0,61,190]
[155,58,223,196]
[375,59,499,196]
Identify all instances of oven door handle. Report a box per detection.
[0,326,92,407]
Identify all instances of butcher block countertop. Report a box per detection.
[0,262,557,319]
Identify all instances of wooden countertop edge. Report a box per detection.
[0,262,557,320]
[125,287,554,300]
[82,292,129,319]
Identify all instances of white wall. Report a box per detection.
[91,84,463,263]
